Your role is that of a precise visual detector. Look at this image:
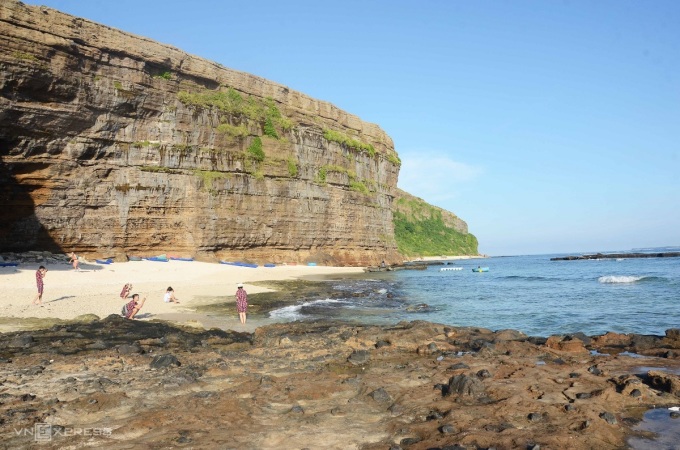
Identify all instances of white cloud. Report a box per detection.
[396,152,483,205]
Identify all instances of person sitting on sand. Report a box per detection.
[164,286,180,303]
[68,252,79,271]
[122,294,145,319]
[31,265,47,305]
[120,282,132,299]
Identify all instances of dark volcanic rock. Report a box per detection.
[447,363,470,371]
[150,354,181,369]
[8,334,34,348]
[118,344,143,355]
[368,388,392,404]
[477,369,492,379]
[599,411,617,424]
[439,424,456,434]
[645,370,680,396]
[1,316,679,449]
[445,374,485,398]
[348,349,370,365]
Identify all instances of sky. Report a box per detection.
[26,0,680,256]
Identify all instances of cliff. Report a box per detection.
[393,189,478,257]
[0,0,473,265]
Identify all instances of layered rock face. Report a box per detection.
[0,1,468,265]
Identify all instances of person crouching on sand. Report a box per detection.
[235,283,248,324]
[164,286,180,303]
[32,266,47,305]
[120,282,132,299]
[122,294,145,319]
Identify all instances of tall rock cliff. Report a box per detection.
[0,0,473,265]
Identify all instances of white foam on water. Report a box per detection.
[268,298,346,320]
[598,275,645,284]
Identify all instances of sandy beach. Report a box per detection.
[0,259,365,333]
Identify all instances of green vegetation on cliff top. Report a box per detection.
[323,129,375,157]
[393,197,478,257]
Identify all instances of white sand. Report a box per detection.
[0,260,365,332]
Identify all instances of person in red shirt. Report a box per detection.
[31,266,47,305]
[122,294,146,319]
[235,283,248,324]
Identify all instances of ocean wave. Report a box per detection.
[268,298,346,320]
[598,275,646,284]
[502,275,554,282]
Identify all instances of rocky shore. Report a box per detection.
[551,252,680,261]
[1,317,680,449]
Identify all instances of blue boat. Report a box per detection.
[219,261,258,268]
[96,259,113,264]
[170,257,194,261]
[264,263,276,268]
[0,262,19,267]
[145,254,169,262]
[472,267,489,272]
[147,256,169,262]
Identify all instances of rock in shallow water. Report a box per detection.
[150,354,181,369]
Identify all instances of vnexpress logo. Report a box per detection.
[13,423,112,442]
[34,423,52,442]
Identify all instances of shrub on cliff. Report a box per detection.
[263,117,279,139]
[247,137,265,162]
[393,211,478,256]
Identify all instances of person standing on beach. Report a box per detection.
[31,266,47,305]
[235,283,248,324]
[68,252,79,271]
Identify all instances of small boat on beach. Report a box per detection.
[0,262,19,267]
[146,254,169,262]
[128,256,143,261]
[170,257,194,261]
[219,261,258,268]
[472,267,489,272]
[96,259,113,265]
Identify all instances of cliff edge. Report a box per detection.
[0,0,475,264]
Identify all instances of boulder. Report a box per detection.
[545,335,588,353]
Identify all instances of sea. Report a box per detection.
[268,248,680,338]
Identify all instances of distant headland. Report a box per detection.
[551,251,680,261]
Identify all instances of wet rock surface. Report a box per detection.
[1,317,680,449]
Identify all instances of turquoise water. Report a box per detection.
[269,252,680,337]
